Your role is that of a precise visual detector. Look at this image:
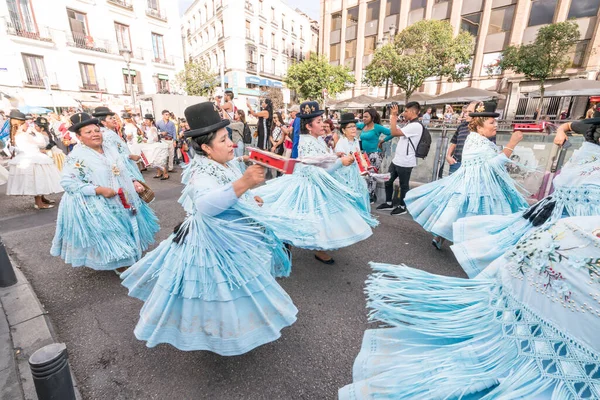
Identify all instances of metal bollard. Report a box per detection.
[0,237,17,287]
[29,343,76,400]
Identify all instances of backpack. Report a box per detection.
[242,123,252,144]
[407,121,432,159]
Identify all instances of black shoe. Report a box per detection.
[376,202,393,210]
[314,255,335,265]
[391,206,407,216]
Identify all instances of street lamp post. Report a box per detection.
[120,49,135,114]
[383,25,396,100]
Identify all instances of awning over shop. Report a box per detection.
[428,87,505,104]
[246,76,261,85]
[373,92,435,106]
[245,75,283,87]
[529,79,600,97]
[330,95,382,109]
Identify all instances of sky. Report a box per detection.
[178,0,320,21]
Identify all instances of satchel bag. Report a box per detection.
[137,181,155,203]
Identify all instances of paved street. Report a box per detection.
[0,169,465,400]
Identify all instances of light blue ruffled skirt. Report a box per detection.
[51,193,159,270]
[452,185,600,278]
[254,165,374,250]
[121,213,297,355]
[332,164,374,225]
[405,159,528,241]
[339,262,600,399]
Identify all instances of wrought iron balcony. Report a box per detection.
[6,22,53,42]
[107,0,133,10]
[67,32,120,54]
[153,56,175,65]
[81,83,103,91]
[246,61,257,72]
[146,7,167,22]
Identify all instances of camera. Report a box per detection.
[386,101,398,110]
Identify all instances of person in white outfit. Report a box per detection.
[6,110,63,209]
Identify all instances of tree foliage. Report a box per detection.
[364,20,473,103]
[499,21,580,119]
[262,87,284,111]
[284,53,355,101]
[175,61,219,97]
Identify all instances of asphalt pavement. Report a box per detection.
[0,168,465,400]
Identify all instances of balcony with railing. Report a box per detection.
[107,0,133,10]
[80,82,105,92]
[67,32,120,54]
[146,7,167,22]
[124,83,144,95]
[247,61,257,73]
[152,55,175,65]
[6,21,53,42]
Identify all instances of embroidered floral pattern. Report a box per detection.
[508,223,600,302]
[299,135,331,157]
[69,159,91,184]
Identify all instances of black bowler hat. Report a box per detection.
[184,102,230,138]
[581,104,600,125]
[122,112,132,119]
[34,116,49,128]
[298,101,324,119]
[8,109,26,121]
[68,113,99,132]
[339,112,358,127]
[469,101,500,118]
[144,113,154,120]
[92,106,115,117]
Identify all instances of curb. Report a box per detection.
[0,256,82,400]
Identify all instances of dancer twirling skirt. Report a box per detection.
[340,215,600,399]
[404,101,529,249]
[452,116,600,278]
[51,113,159,271]
[334,113,371,216]
[256,102,376,265]
[121,102,314,354]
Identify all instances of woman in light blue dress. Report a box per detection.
[50,113,158,273]
[340,215,600,399]
[255,102,376,265]
[334,113,371,216]
[404,101,529,249]
[121,102,311,355]
[452,118,600,278]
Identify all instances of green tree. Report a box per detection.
[284,53,355,102]
[499,20,580,120]
[175,61,219,97]
[364,19,473,103]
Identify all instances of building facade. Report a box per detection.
[0,0,184,112]
[182,0,318,103]
[319,0,600,119]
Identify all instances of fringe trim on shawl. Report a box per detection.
[148,214,291,299]
[50,193,138,267]
[357,262,600,399]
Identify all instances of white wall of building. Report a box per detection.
[0,0,184,112]
[182,0,318,105]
